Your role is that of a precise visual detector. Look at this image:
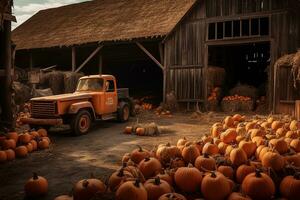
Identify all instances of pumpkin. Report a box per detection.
[211,126,222,138]
[284,137,293,145]
[252,136,265,146]
[230,147,247,167]
[258,147,270,161]
[290,120,300,131]
[267,116,275,123]
[122,153,131,164]
[26,143,34,153]
[241,170,275,200]
[285,131,298,139]
[108,168,134,192]
[236,135,245,144]
[122,165,146,183]
[174,164,202,193]
[239,140,256,158]
[245,122,257,132]
[0,150,7,163]
[7,132,18,142]
[15,146,28,158]
[201,135,213,144]
[261,151,285,171]
[201,171,232,200]
[73,178,106,200]
[130,146,150,164]
[124,126,133,134]
[271,121,284,131]
[290,139,300,152]
[37,128,48,137]
[218,142,228,155]
[170,157,185,169]
[194,153,216,171]
[54,194,73,200]
[42,137,51,144]
[276,128,288,138]
[269,138,288,154]
[227,192,251,200]
[236,164,256,183]
[136,127,145,136]
[115,179,147,200]
[2,139,16,150]
[158,193,187,200]
[236,127,246,136]
[249,129,264,139]
[255,145,266,159]
[217,165,234,179]
[144,177,172,200]
[221,129,237,144]
[138,157,162,179]
[38,138,50,149]
[232,114,244,122]
[181,144,200,164]
[4,149,15,161]
[177,137,188,147]
[30,131,39,139]
[24,173,48,197]
[224,116,234,127]
[157,170,173,186]
[194,140,204,153]
[225,145,235,157]
[30,140,38,151]
[261,122,271,129]
[202,142,219,156]
[156,143,181,166]
[280,172,300,200]
[19,133,32,144]
[284,153,300,167]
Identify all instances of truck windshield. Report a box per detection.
[76,78,104,91]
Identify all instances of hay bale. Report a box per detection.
[229,83,258,100]
[64,72,84,93]
[12,82,31,105]
[41,71,64,94]
[32,88,53,97]
[292,50,300,88]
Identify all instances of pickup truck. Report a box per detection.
[21,74,134,135]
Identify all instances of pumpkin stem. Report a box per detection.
[117,168,125,177]
[204,153,209,158]
[154,176,161,185]
[145,157,150,162]
[134,179,140,187]
[255,169,262,177]
[210,171,217,178]
[187,163,194,168]
[294,172,300,180]
[137,145,143,152]
[33,172,38,180]
[82,180,89,188]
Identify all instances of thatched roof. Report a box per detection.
[12,0,197,50]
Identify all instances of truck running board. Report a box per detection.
[101,113,117,121]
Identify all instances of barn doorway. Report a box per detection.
[207,41,271,111]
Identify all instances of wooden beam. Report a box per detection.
[136,42,164,70]
[99,53,103,74]
[72,47,76,72]
[75,45,103,73]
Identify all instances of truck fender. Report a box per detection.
[68,101,96,119]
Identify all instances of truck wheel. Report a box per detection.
[71,110,91,136]
[118,103,130,122]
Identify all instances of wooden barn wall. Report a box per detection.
[165,0,300,112]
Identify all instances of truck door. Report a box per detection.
[104,79,117,113]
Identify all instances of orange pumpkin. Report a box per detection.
[280,173,300,200]
[26,143,34,153]
[271,121,284,131]
[54,194,73,200]
[156,143,181,166]
[220,128,237,144]
[224,116,234,127]
[38,138,50,150]
[108,168,133,192]
[136,127,145,136]
[236,164,256,183]
[232,114,244,122]
[170,157,186,169]
[230,147,247,167]
[138,157,162,179]
[115,179,147,200]
[217,165,234,180]
[284,153,300,167]
[158,193,187,200]
[286,131,298,139]
[174,164,202,193]
[211,126,222,138]
[239,140,256,158]
[24,173,48,197]
[144,177,172,200]
[270,139,288,154]
[73,178,106,200]
[181,144,200,164]
[290,139,300,152]
[7,132,19,142]
[177,137,188,147]
[15,146,28,158]
[37,128,48,137]
[202,142,219,156]
[241,170,275,200]
[0,150,7,163]
[276,128,288,138]
[19,133,32,144]
[4,149,15,161]
[262,151,285,171]
[218,142,229,155]
[124,126,133,134]
[2,139,16,150]
[194,153,216,171]
[130,146,150,164]
[30,140,38,151]
[290,120,300,131]
[30,131,39,139]
[227,192,251,200]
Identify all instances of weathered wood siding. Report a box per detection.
[164,0,300,113]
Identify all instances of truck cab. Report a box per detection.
[21,75,134,135]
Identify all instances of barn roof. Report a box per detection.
[12,0,197,50]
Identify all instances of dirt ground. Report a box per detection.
[0,111,249,200]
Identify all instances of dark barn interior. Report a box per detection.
[208,42,270,99]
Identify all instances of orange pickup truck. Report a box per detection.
[21,74,134,135]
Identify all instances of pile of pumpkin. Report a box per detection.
[124,122,160,136]
[0,129,51,163]
[207,87,221,101]
[27,114,300,200]
[223,95,251,101]
[155,106,172,117]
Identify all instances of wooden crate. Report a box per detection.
[295,100,300,120]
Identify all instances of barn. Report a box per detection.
[12,0,300,114]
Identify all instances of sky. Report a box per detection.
[12,0,88,30]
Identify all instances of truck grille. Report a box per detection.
[31,101,57,118]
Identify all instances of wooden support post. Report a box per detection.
[136,42,164,70]
[72,47,76,72]
[29,51,33,70]
[204,44,209,111]
[99,53,103,74]
[163,43,167,103]
[75,45,103,73]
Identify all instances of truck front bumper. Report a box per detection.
[20,118,63,126]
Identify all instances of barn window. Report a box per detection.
[208,23,216,40]
[217,22,223,39]
[251,18,259,35]
[233,20,241,37]
[225,21,232,37]
[260,17,269,35]
[242,19,250,36]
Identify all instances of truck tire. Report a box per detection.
[118,103,130,122]
[71,110,91,136]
